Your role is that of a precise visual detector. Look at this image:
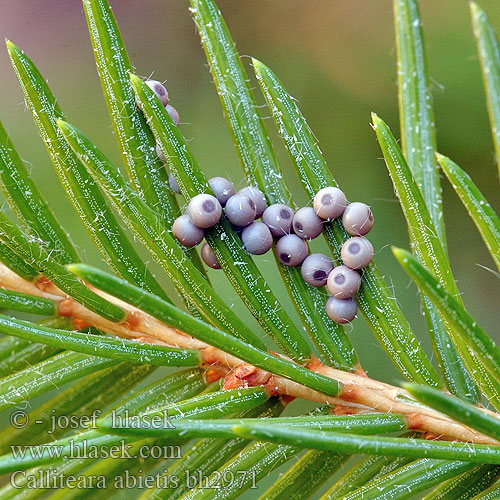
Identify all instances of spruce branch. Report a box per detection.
[0,261,498,445]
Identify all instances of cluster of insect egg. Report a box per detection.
[135,79,180,162]
[140,80,180,127]
[142,79,374,325]
[172,179,374,325]
[171,180,270,259]
[311,188,374,324]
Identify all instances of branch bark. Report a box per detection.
[0,263,497,446]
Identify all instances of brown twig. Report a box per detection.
[0,262,498,445]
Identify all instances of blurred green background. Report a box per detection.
[1,0,500,385]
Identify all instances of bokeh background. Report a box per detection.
[1,0,500,386]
